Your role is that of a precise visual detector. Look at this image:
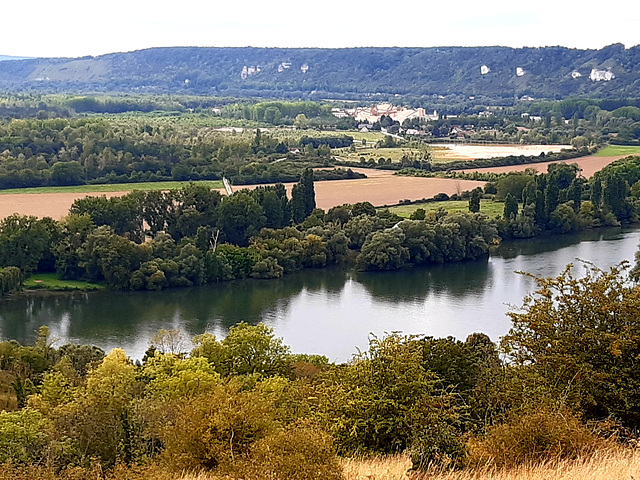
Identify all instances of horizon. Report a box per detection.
[5,0,639,58]
[3,43,639,61]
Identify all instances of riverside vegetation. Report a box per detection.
[1,257,640,478]
[2,153,640,293]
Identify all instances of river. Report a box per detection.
[1,227,639,362]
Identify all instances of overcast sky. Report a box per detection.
[4,0,639,58]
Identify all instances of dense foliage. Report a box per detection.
[0,116,361,189]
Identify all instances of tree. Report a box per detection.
[50,161,84,186]
[356,229,409,271]
[317,333,464,467]
[603,174,631,220]
[217,192,266,246]
[192,323,292,378]
[0,214,58,273]
[291,183,307,224]
[590,178,603,208]
[294,114,310,129]
[503,193,518,220]
[301,168,316,217]
[469,187,481,213]
[502,263,640,427]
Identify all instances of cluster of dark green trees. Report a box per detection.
[483,157,640,239]
[0,168,500,292]
[1,258,640,477]
[0,117,358,189]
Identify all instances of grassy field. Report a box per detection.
[23,273,104,291]
[595,145,640,157]
[389,199,505,218]
[336,146,428,163]
[340,130,388,144]
[0,180,224,195]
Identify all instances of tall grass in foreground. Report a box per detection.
[337,449,640,480]
[2,449,636,480]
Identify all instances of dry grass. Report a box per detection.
[340,455,413,480]
[1,449,638,480]
[421,449,640,480]
[336,449,640,480]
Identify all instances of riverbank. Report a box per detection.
[22,273,104,292]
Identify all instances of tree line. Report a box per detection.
[485,157,640,239]
[0,117,357,189]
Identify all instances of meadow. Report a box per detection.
[389,199,505,218]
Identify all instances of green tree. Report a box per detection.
[294,113,310,129]
[0,214,58,273]
[50,161,84,186]
[192,323,292,378]
[356,229,409,271]
[317,333,464,467]
[502,263,640,427]
[503,193,518,220]
[469,187,481,213]
[590,178,603,208]
[217,192,266,246]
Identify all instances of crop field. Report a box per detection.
[449,154,628,178]
[431,143,572,161]
[389,199,505,218]
[335,147,427,163]
[0,180,224,195]
[0,169,485,221]
[336,143,573,165]
[594,145,640,157]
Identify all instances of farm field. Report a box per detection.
[335,146,426,163]
[450,154,628,178]
[431,143,572,161]
[336,143,572,165]
[0,180,224,195]
[389,199,505,218]
[594,145,640,156]
[0,169,484,220]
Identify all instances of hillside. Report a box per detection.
[0,45,639,99]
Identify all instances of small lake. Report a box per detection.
[1,227,639,362]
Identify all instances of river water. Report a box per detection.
[1,227,639,361]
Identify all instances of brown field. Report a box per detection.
[453,155,628,178]
[433,143,572,161]
[0,153,622,222]
[0,169,484,221]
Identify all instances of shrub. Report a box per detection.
[247,420,342,480]
[465,406,609,468]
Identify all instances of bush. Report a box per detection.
[158,382,280,472]
[247,420,342,480]
[465,406,608,468]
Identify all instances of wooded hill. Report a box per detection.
[0,44,639,99]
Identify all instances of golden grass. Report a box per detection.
[340,455,413,480]
[1,448,636,480]
[175,449,640,480]
[338,449,640,480]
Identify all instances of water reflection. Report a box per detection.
[0,227,639,362]
[355,257,492,302]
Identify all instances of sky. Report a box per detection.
[4,0,639,58]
